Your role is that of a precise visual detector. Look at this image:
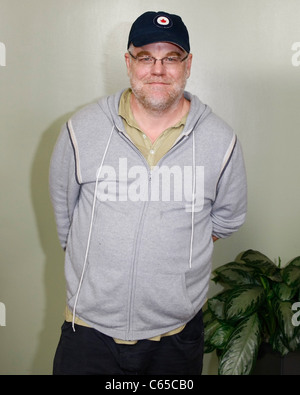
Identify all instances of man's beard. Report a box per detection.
[130,75,187,113]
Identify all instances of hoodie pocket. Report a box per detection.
[133,271,195,332]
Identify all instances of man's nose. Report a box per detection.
[151,59,165,74]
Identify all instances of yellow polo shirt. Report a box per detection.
[119,89,188,168]
[65,89,189,344]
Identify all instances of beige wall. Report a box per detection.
[0,0,299,374]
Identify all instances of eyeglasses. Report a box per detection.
[128,50,189,67]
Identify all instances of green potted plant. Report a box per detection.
[204,249,300,375]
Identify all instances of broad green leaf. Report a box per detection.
[240,250,281,282]
[210,323,234,349]
[286,256,300,267]
[204,315,221,339]
[286,331,300,352]
[208,297,225,321]
[282,264,300,288]
[204,318,222,353]
[273,282,297,301]
[207,290,232,321]
[269,323,300,355]
[202,307,214,326]
[212,268,258,287]
[269,330,290,356]
[218,313,261,375]
[225,285,265,322]
[275,300,297,342]
[240,249,274,264]
[214,261,254,275]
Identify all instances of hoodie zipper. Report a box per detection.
[115,126,193,339]
[115,128,152,339]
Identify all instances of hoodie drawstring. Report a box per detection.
[72,125,115,332]
[189,130,196,269]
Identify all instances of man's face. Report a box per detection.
[125,42,192,112]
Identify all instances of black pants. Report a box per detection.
[53,310,204,375]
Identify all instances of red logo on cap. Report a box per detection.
[159,18,168,24]
[155,16,172,27]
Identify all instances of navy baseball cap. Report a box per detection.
[127,11,190,53]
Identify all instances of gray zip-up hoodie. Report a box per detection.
[49,90,247,341]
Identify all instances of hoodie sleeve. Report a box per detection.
[49,123,81,249]
[211,137,247,239]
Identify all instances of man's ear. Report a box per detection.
[124,52,131,76]
[186,53,193,79]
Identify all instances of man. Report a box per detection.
[50,11,247,375]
